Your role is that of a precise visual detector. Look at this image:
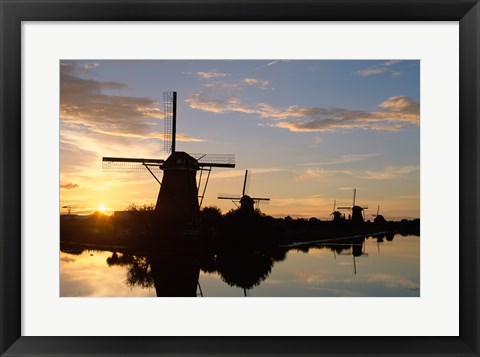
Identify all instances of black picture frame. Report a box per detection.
[1,1,478,356]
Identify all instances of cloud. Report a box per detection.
[361,165,419,180]
[379,95,419,115]
[197,71,229,79]
[60,66,162,139]
[270,96,419,133]
[366,273,419,290]
[60,62,205,143]
[187,92,419,133]
[82,62,100,73]
[295,168,353,182]
[381,60,401,66]
[295,164,418,182]
[354,67,389,77]
[60,183,79,190]
[61,256,76,263]
[185,92,256,115]
[210,167,285,180]
[300,153,380,166]
[241,77,269,90]
[354,60,403,77]
[201,76,270,92]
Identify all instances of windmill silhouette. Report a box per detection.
[337,188,368,224]
[102,91,235,232]
[330,200,343,222]
[217,170,270,212]
[372,205,387,225]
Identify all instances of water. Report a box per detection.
[60,235,419,297]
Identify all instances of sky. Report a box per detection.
[60,60,420,220]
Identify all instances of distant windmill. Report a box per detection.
[61,204,84,215]
[337,188,368,224]
[218,170,270,212]
[330,200,343,222]
[102,91,235,231]
[372,205,386,225]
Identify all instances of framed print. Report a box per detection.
[1,0,479,356]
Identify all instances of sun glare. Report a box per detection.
[98,204,106,212]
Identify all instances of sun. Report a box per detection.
[98,204,106,212]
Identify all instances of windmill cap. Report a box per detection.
[161,151,199,170]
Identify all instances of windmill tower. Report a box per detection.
[217,170,270,213]
[102,91,235,233]
[337,188,368,225]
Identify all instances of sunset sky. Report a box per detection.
[60,60,420,220]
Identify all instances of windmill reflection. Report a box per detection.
[105,244,288,297]
[107,251,200,297]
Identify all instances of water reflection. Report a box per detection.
[60,234,419,297]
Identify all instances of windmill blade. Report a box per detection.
[253,198,270,208]
[337,206,352,210]
[191,153,235,168]
[242,170,248,196]
[102,157,164,173]
[103,155,234,171]
[218,194,242,200]
[163,91,176,154]
[245,170,252,196]
[242,170,252,196]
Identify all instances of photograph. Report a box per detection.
[60,59,420,297]
[2,0,478,354]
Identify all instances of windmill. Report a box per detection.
[217,170,270,212]
[102,91,235,232]
[61,204,84,216]
[330,200,343,222]
[372,205,387,225]
[337,188,368,224]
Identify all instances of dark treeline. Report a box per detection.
[60,204,419,252]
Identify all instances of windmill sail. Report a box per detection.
[164,91,176,154]
[103,153,235,172]
[218,170,270,206]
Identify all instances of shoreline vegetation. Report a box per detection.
[60,205,420,252]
